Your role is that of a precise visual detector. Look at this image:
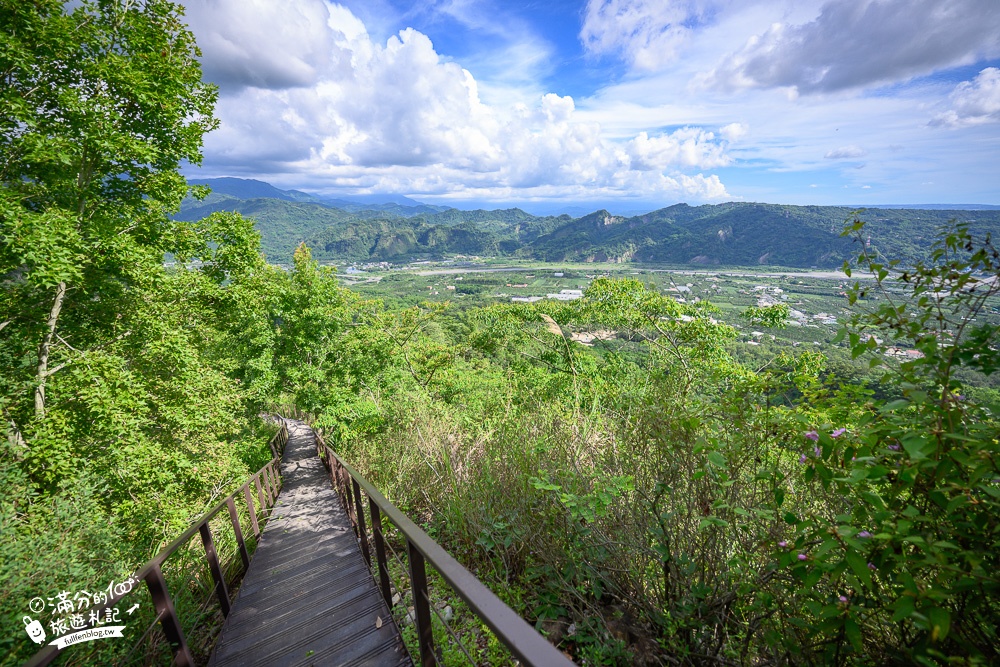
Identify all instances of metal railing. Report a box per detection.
[24,421,289,667]
[314,430,576,667]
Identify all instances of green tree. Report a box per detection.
[1,0,216,427]
[771,220,1000,664]
[0,3,280,664]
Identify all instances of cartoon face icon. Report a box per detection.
[24,616,46,644]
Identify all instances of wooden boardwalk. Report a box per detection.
[208,420,411,667]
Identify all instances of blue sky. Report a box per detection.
[180,0,1000,213]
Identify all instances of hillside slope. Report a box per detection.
[180,180,1000,266]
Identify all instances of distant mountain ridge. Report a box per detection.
[188,177,301,201]
[180,178,1000,267]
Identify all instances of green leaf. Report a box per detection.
[901,435,934,460]
[866,466,890,480]
[844,617,862,652]
[891,596,915,622]
[846,550,872,588]
[707,451,726,468]
[927,607,951,642]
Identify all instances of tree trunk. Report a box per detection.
[35,281,67,418]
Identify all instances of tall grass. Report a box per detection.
[320,362,819,665]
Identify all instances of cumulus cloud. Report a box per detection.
[706,0,1000,94]
[720,122,749,142]
[931,67,1000,127]
[627,128,732,170]
[580,0,721,71]
[181,0,334,90]
[183,1,735,201]
[825,145,866,159]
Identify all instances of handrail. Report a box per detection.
[315,430,576,667]
[24,420,290,667]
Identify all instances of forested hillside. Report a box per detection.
[3,2,999,666]
[179,180,1000,267]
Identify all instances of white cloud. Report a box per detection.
[825,145,866,159]
[181,0,334,90]
[627,128,732,170]
[580,0,722,71]
[720,122,749,142]
[706,0,1000,94]
[931,67,1000,127]
[184,1,735,202]
[173,0,1000,207]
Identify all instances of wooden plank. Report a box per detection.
[208,421,410,667]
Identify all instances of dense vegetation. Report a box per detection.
[178,179,1000,269]
[3,2,999,666]
[304,222,1000,665]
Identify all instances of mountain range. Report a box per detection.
[177,179,1000,268]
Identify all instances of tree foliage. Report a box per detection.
[0,3,266,663]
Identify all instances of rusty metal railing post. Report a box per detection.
[352,477,372,567]
[338,460,349,506]
[342,467,358,536]
[335,455,347,507]
[407,539,435,667]
[244,484,261,539]
[331,450,345,500]
[261,464,272,505]
[226,496,251,572]
[369,498,394,611]
[254,474,266,514]
[199,523,231,617]
[261,464,275,506]
[145,564,193,667]
[269,461,279,498]
[272,460,281,494]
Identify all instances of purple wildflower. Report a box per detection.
[839,595,849,603]
[832,428,847,438]
[800,454,808,464]
[805,431,819,441]
[778,540,788,548]
[888,444,900,451]
[797,553,807,561]
[867,562,877,570]
[858,531,872,538]
[814,446,822,457]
